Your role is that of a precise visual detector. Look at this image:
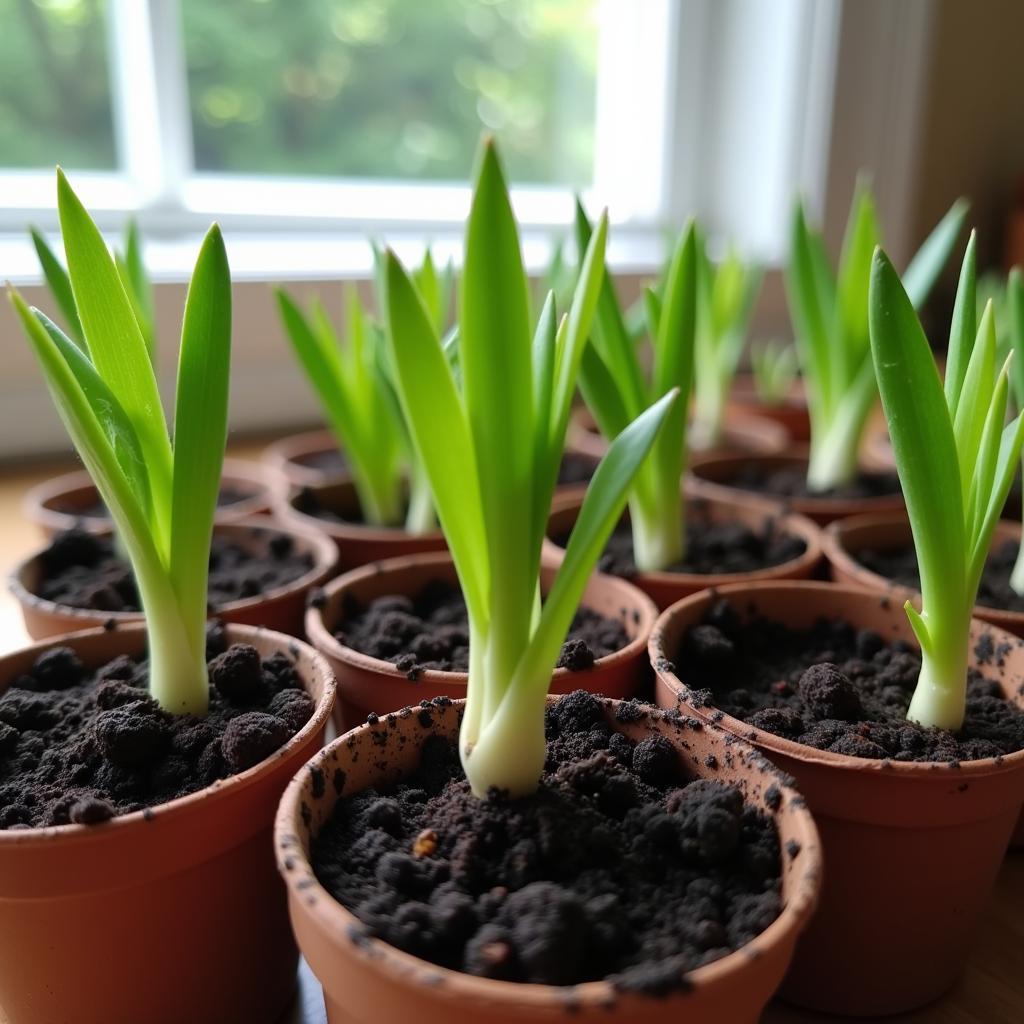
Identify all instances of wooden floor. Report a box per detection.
[0,451,1021,1024]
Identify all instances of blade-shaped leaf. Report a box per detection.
[30,226,84,347]
[944,232,978,416]
[903,197,969,310]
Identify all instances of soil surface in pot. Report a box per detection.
[723,464,901,502]
[36,528,313,613]
[311,691,784,993]
[335,581,629,677]
[0,624,314,829]
[293,447,348,477]
[556,451,599,487]
[554,515,806,578]
[670,598,1024,762]
[52,484,255,520]
[854,538,1024,613]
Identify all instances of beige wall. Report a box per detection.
[909,0,1024,271]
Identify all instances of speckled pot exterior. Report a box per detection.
[23,459,276,539]
[273,480,447,573]
[305,551,659,731]
[541,491,823,610]
[650,581,1024,1016]
[9,518,338,640]
[686,448,905,526]
[0,623,336,1024]
[275,696,822,1024]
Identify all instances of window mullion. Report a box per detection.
[107,0,193,218]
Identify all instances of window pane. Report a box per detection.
[0,0,116,170]
[182,0,597,186]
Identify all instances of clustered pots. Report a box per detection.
[649,582,1024,1015]
[0,622,336,1024]
[305,550,659,730]
[275,695,822,1024]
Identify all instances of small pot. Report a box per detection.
[9,518,338,641]
[568,406,788,461]
[542,492,823,610]
[0,622,336,1024]
[306,551,659,731]
[273,479,447,572]
[23,459,277,539]
[650,581,1024,1016]
[261,430,349,491]
[275,695,822,1024]
[687,449,905,526]
[823,511,1024,638]
[727,373,810,443]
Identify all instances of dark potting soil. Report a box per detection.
[337,580,630,677]
[556,451,599,487]
[311,691,782,992]
[294,487,371,527]
[723,464,901,502]
[855,538,1024,614]
[554,514,806,578]
[670,598,1024,762]
[36,528,313,613]
[0,623,315,829]
[53,484,256,521]
[295,447,348,478]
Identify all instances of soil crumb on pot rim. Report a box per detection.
[670,598,1024,763]
[554,514,807,579]
[36,527,314,613]
[311,690,784,993]
[855,538,1024,614]
[336,579,630,677]
[0,623,314,830]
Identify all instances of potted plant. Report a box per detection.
[27,223,276,532]
[546,210,823,610]
[275,138,821,1024]
[727,340,810,441]
[689,187,968,523]
[0,172,336,1024]
[649,241,1024,1015]
[305,550,658,731]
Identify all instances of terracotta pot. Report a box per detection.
[568,406,788,461]
[261,429,349,491]
[727,373,810,442]
[541,492,823,610]
[23,458,276,539]
[687,448,905,526]
[273,479,447,572]
[0,622,336,1024]
[823,511,1024,638]
[9,518,338,641]
[275,695,822,1024]
[306,551,659,731]
[649,581,1024,1016]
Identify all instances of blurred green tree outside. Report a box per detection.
[0,0,116,169]
[182,0,597,185]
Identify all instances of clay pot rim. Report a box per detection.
[728,374,808,412]
[687,447,903,514]
[546,490,824,588]
[274,478,446,544]
[261,429,346,489]
[274,694,822,1010]
[305,549,659,686]
[823,510,1024,625]
[23,458,277,533]
[0,620,336,850]
[650,579,1024,779]
[8,517,339,628]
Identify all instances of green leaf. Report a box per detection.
[944,232,978,415]
[57,168,173,553]
[952,302,996,507]
[169,225,232,638]
[29,226,84,347]
[869,247,965,612]
[1007,266,1024,410]
[836,189,879,375]
[123,218,156,359]
[902,197,969,310]
[384,249,488,625]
